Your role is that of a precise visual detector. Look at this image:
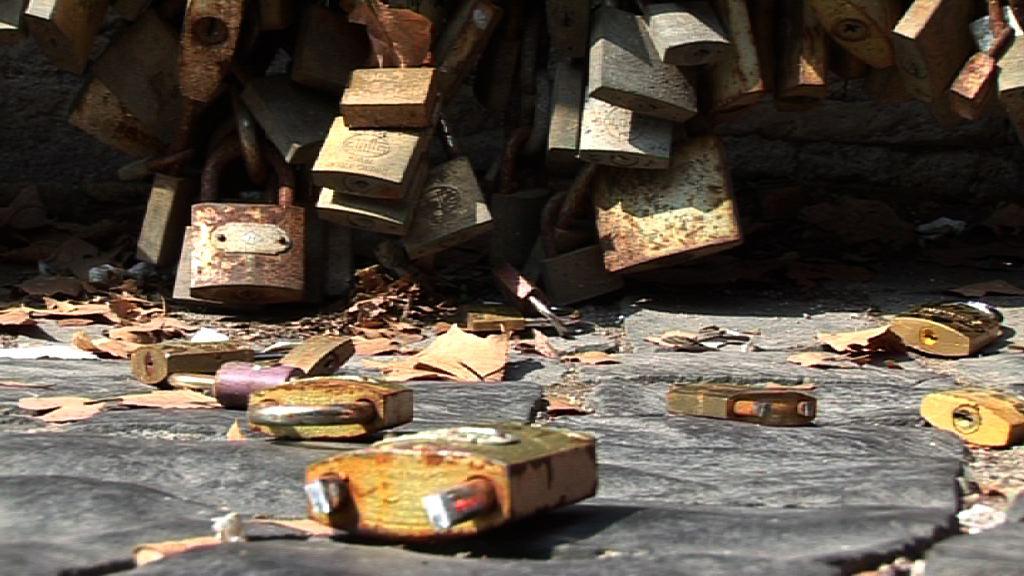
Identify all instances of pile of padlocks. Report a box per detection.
[2,0,1023,309]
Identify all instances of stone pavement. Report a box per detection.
[1,262,1023,575]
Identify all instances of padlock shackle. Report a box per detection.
[264,145,296,208]
[539,191,566,257]
[200,138,295,208]
[232,89,269,186]
[556,163,598,231]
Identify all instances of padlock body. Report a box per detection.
[190,202,306,304]
[709,0,766,113]
[131,342,254,385]
[279,335,355,376]
[179,0,245,103]
[808,0,901,69]
[578,97,671,169]
[249,378,413,440]
[668,384,818,426]
[462,306,528,333]
[890,303,1001,358]
[306,423,596,539]
[643,1,730,66]
[404,157,494,259]
[69,78,166,158]
[547,61,584,171]
[316,162,428,235]
[241,76,337,165]
[137,175,194,267]
[24,0,107,74]
[342,68,440,129]
[921,388,1024,447]
[214,362,303,409]
[776,0,828,103]
[291,4,371,94]
[434,0,503,101]
[541,245,624,306]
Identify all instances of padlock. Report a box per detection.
[304,423,597,539]
[776,0,829,105]
[546,0,588,59]
[890,302,1002,358]
[667,383,818,426]
[23,0,107,74]
[708,0,767,114]
[639,0,731,66]
[577,97,672,169]
[920,388,1024,448]
[387,0,444,33]
[213,362,304,409]
[241,76,338,165]
[808,0,901,69]
[952,5,1017,121]
[546,61,584,172]
[316,162,429,236]
[312,117,435,200]
[136,175,195,268]
[493,263,569,336]
[892,0,974,121]
[279,335,355,376]
[68,78,166,158]
[131,342,255,386]
[0,0,26,44]
[594,135,742,274]
[290,4,371,94]
[460,305,576,334]
[257,0,293,31]
[110,0,149,20]
[190,140,306,304]
[92,10,182,142]
[403,121,493,260]
[341,68,440,129]
[434,0,503,101]
[248,378,413,440]
[179,0,245,103]
[588,6,698,123]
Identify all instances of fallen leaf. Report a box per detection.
[561,351,621,365]
[252,518,341,537]
[377,326,509,382]
[0,308,34,327]
[226,420,246,442]
[134,536,223,567]
[0,380,54,389]
[949,280,1024,298]
[817,325,905,354]
[109,317,194,344]
[58,318,97,327]
[18,396,106,423]
[18,396,92,412]
[787,351,860,369]
[515,329,560,359]
[764,382,818,391]
[352,336,401,356]
[545,397,591,416]
[118,390,219,410]
[645,327,753,352]
[72,331,138,359]
[29,300,119,323]
[17,276,83,297]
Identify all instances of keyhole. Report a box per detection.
[143,353,156,376]
[920,328,939,347]
[194,17,229,46]
[952,406,981,433]
[216,234,227,242]
[834,18,868,41]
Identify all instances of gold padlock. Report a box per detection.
[776,0,829,106]
[808,0,901,69]
[290,4,370,94]
[179,0,245,103]
[241,76,338,165]
[68,78,166,157]
[668,383,818,427]
[136,175,194,268]
[342,68,440,130]
[640,0,731,66]
[594,135,743,274]
[577,97,672,170]
[588,5,698,123]
[248,378,413,440]
[131,342,254,386]
[304,423,597,540]
[434,0,503,101]
[0,0,26,44]
[23,0,107,74]
[315,163,429,236]
[890,302,1002,358]
[920,388,1024,448]
[709,0,767,114]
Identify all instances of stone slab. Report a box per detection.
[925,522,1024,576]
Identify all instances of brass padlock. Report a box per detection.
[92,10,181,140]
[594,135,742,274]
[23,0,107,74]
[546,0,589,59]
[249,378,413,440]
[0,0,26,44]
[808,0,901,69]
[279,335,355,376]
[547,61,584,172]
[315,162,429,235]
[136,175,194,268]
[434,0,503,101]
[304,423,597,539]
[241,76,338,165]
[892,0,974,121]
[190,141,306,304]
[640,0,731,66]
[460,305,575,334]
[890,302,1002,358]
[312,118,434,200]
[668,384,818,426]
[290,4,371,94]
[708,0,767,114]
[131,342,254,386]
[341,68,440,130]
[776,0,829,106]
[920,388,1024,448]
[179,0,245,103]
[68,78,166,158]
[577,97,672,169]
[588,6,698,123]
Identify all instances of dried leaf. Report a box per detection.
[561,351,621,365]
[378,325,509,382]
[109,317,193,344]
[118,390,219,410]
[545,396,591,416]
[786,351,860,369]
[252,518,342,537]
[817,325,905,354]
[18,396,105,423]
[30,300,119,323]
[72,331,137,359]
[17,276,83,297]
[18,396,92,412]
[949,280,1024,298]
[0,308,34,327]
[352,336,401,356]
[226,419,246,442]
[645,327,753,352]
[348,1,433,67]
[515,329,560,359]
[0,380,54,389]
[134,536,223,567]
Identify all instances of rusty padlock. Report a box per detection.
[594,135,742,274]
[291,3,370,94]
[189,139,306,304]
[0,0,26,44]
[248,378,413,440]
[279,335,355,376]
[304,423,596,539]
[639,0,731,66]
[404,118,493,260]
[951,3,1015,122]
[23,0,107,74]
[434,0,503,101]
[136,175,195,268]
[588,5,698,123]
[342,68,440,130]
[577,97,672,170]
[131,342,255,386]
[776,0,829,106]
[179,0,245,103]
[808,0,901,69]
[241,75,338,165]
[69,78,166,158]
[890,302,1002,358]
[668,383,818,426]
[708,0,766,114]
[921,388,1024,448]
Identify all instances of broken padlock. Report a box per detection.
[920,388,1024,448]
[639,0,731,66]
[241,76,338,165]
[341,68,440,130]
[577,97,672,169]
[434,0,503,101]
[179,0,245,103]
[776,0,829,106]
[131,342,254,386]
[248,378,413,440]
[890,302,1002,358]
[279,335,355,376]
[136,175,195,267]
[708,0,766,114]
[23,0,107,74]
[0,0,26,45]
[304,423,596,539]
[190,140,306,304]
[668,383,818,426]
[594,135,743,274]
[808,0,901,69]
[588,5,698,123]
[493,263,569,337]
[290,4,370,94]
